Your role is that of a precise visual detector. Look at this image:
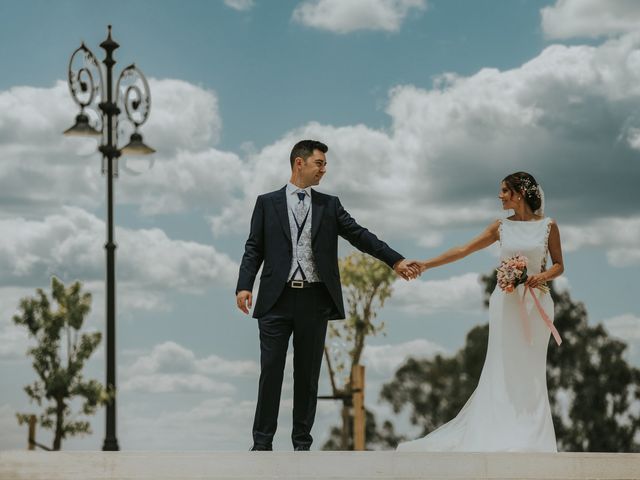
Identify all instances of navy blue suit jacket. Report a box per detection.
[236,186,404,319]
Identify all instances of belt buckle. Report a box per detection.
[291,280,304,289]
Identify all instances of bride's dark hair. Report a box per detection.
[502,172,542,212]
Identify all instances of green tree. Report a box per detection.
[379,274,640,452]
[14,277,109,450]
[321,252,397,450]
[328,252,397,374]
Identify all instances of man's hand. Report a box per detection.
[393,259,421,280]
[236,290,253,314]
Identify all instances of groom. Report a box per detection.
[235,140,418,451]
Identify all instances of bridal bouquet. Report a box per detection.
[496,254,549,294]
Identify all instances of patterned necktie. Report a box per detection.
[295,191,307,227]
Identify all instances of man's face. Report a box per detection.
[296,149,327,187]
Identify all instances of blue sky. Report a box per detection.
[1,0,639,451]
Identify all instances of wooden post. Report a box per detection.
[28,415,36,451]
[352,364,365,451]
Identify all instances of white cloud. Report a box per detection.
[198,353,259,377]
[390,273,484,315]
[0,207,238,292]
[0,79,234,218]
[604,313,640,339]
[117,395,341,450]
[416,232,443,248]
[224,0,256,12]
[118,220,238,292]
[541,0,640,39]
[562,217,640,267]
[209,122,498,238]
[553,275,571,293]
[0,82,80,147]
[7,34,640,240]
[625,127,640,150]
[0,326,29,360]
[212,34,640,244]
[223,0,255,11]
[126,341,258,377]
[119,397,256,450]
[144,78,222,152]
[292,0,427,34]
[121,148,244,215]
[117,287,172,313]
[0,287,35,360]
[603,313,640,363]
[118,369,353,449]
[122,374,235,394]
[121,341,258,393]
[0,81,101,216]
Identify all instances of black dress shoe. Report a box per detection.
[294,445,310,451]
[250,444,272,451]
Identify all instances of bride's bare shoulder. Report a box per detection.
[548,218,560,232]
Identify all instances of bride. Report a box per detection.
[398,172,564,452]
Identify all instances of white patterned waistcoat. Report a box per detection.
[287,187,320,282]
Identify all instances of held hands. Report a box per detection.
[393,259,423,281]
[236,290,253,314]
[237,259,425,313]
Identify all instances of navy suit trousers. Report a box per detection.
[252,284,332,449]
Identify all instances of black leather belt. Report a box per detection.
[286,280,323,289]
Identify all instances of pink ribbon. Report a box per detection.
[518,286,562,346]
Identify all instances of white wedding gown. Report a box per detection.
[397,217,557,452]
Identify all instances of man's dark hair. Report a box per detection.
[290,140,328,169]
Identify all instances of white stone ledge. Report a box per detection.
[0,451,638,480]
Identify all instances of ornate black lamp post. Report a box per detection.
[64,25,154,451]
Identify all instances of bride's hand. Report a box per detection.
[524,273,546,289]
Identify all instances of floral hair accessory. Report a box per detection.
[519,176,541,199]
